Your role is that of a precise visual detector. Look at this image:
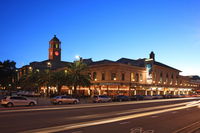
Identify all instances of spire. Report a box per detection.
[150,51,155,60]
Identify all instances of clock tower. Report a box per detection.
[49,35,61,61]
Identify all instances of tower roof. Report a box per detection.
[49,35,61,44]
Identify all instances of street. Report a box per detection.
[1,98,200,133]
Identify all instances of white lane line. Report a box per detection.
[0,97,198,113]
[20,102,200,133]
[172,121,200,133]
[171,111,177,114]
[151,115,158,118]
[119,121,129,125]
[71,131,83,133]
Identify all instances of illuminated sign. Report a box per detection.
[146,63,153,84]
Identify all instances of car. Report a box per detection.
[153,95,163,99]
[1,96,37,107]
[51,95,79,105]
[143,95,154,100]
[163,94,173,99]
[113,95,130,102]
[93,95,112,103]
[129,95,144,101]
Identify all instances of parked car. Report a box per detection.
[51,95,79,105]
[93,95,112,103]
[129,95,144,101]
[1,96,37,107]
[163,94,173,99]
[153,95,163,99]
[17,91,40,97]
[113,95,130,102]
[143,95,154,100]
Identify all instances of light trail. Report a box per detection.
[0,97,198,113]
[20,101,200,133]
[68,101,193,121]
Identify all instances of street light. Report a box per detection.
[75,55,80,60]
[47,62,52,97]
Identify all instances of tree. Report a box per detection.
[0,60,17,90]
[49,70,68,95]
[19,70,50,94]
[67,59,91,96]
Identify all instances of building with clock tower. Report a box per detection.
[18,35,70,78]
[49,35,61,62]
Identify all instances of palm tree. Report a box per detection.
[67,59,91,96]
[49,70,68,95]
[19,70,46,92]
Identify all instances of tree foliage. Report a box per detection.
[66,59,91,96]
[0,60,16,89]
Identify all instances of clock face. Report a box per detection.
[55,51,59,56]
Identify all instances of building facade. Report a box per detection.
[18,36,200,96]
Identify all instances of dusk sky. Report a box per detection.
[0,0,200,76]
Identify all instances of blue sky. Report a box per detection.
[0,0,200,75]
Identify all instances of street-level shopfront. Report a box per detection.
[41,82,193,96]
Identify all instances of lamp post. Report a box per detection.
[47,62,52,97]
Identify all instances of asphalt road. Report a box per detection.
[1,97,200,133]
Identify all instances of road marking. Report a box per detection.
[71,131,83,133]
[119,121,129,124]
[0,97,198,113]
[172,121,200,133]
[20,102,200,133]
[151,115,158,118]
[130,127,155,133]
[171,111,177,114]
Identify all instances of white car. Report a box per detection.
[1,96,37,107]
[51,95,79,104]
[93,95,112,103]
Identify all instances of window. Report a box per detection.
[131,72,135,81]
[139,73,143,81]
[135,73,139,82]
[166,73,169,83]
[102,72,105,80]
[88,73,91,78]
[111,73,116,80]
[122,73,125,81]
[160,72,163,83]
[93,72,97,81]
